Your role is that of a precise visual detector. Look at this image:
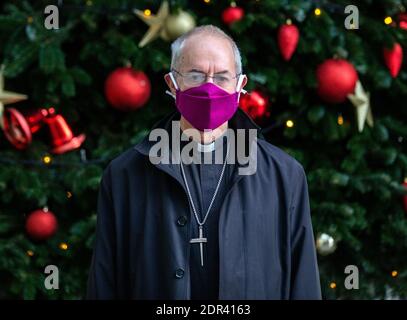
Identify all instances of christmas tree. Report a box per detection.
[0,0,406,299]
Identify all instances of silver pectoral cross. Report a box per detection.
[190,225,207,267]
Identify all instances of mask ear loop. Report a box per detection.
[165,71,179,99]
[236,74,247,102]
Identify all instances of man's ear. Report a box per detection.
[236,74,248,92]
[240,74,248,90]
[164,73,176,95]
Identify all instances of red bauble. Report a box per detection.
[104,67,151,111]
[25,208,58,241]
[239,90,270,121]
[398,13,407,30]
[383,43,403,78]
[221,5,244,26]
[316,59,358,104]
[278,22,299,61]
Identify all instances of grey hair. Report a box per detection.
[170,25,242,74]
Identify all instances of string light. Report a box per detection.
[0,155,106,166]
[203,0,211,4]
[337,114,344,125]
[143,9,151,16]
[384,16,393,24]
[59,243,69,251]
[42,155,52,165]
[330,282,337,289]
[391,270,398,277]
[286,120,294,128]
[314,8,322,16]
[66,191,72,198]
[26,250,34,257]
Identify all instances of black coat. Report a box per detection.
[86,109,322,300]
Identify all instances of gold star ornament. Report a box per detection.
[0,65,28,128]
[347,80,374,132]
[134,1,171,48]
[134,1,196,48]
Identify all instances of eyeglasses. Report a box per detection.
[171,69,241,88]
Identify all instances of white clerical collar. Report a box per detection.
[197,127,228,153]
[180,125,229,153]
[197,141,215,153]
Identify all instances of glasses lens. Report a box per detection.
[184,72,206,86]
[213,75,232,87]
[182,71,237,88]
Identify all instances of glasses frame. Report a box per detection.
[171,68,242,88]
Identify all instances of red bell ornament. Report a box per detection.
[44,113,86,154]
[2,107,52,149]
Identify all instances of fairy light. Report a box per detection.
[203,0,211,3]
[66,191,72,199]
[286,120,294,128]
[314,8,322,16]
[337,115,344,125]
[59,243,69,251]
[330,282,337,289]
[143,9,151,16]
[26,250,34,257]
[42,155,52,165]
[391,270,398,278]
[384,16,393,25]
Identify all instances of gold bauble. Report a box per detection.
[164,10,196,40]
[316,233,337,256]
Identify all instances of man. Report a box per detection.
[87,25,321,300]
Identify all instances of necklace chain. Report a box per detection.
[180,142,230,226]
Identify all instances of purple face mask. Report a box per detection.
[166,72,246,131]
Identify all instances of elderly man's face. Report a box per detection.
[165,34,247,94]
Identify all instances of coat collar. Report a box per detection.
[134,108,262,188]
